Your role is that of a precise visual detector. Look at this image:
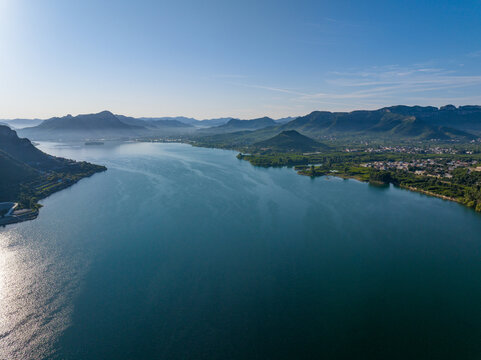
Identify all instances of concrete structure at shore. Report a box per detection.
[0,202,37,226]
[0,202,17,217]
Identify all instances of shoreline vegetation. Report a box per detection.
[138,134,481,213]
[0,125,107,227]
[132,136,481,213]
[5,103,481,222]
[1,165,106,227]
[235,151,481,212]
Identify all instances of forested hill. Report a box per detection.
[280,107,477,140]
[253,130,329,152]
[0,125,105,207]
[0,125,62,168]
[193,105,481,148]
[381,105,481,132]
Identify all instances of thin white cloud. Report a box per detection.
[301,65,481,104]
[229,82,309,96]
[225,63,481,115]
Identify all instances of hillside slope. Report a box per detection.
[280,109,476,140]
[199,117,277,135]
[0,125,105,207]
[253,130,328,152]
[20,111,145,140]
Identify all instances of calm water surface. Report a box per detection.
[1,142,481,359]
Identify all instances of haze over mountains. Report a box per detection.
[12,105,481,143]
[19,111,200,140]
[279,107,477,140]
[136,116,234,127]
[201,117,277,134]
[0,125,104,202]
[0,119,44,129]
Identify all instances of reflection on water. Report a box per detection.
[1,142,481,359]
[0,231,71,359]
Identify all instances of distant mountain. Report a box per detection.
[381,105,481,132]
[138,116,200,125]
[33,111,139,131]
[0,119,44,129]
[116,115,193,129]
[134,116,233,127]
[280,108,476,140]
[202,117,277,135]
[196,118,234,127]
[223,117,276,130]
[194,105,480,148]
[150,119,193,128]
[12,105,481,143]
[253,130,328,152]
[19,111,146,140]
[275,116,297,124]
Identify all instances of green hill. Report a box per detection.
[253,130,328,152]
[381,105,481,132]
[0,125,106,208]
[0,125,62,169]
[0,149,39,202]
[280,109,476,140]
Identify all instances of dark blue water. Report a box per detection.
[1,142,481,359]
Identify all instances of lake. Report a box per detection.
[1,142,481,359]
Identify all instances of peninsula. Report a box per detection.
[0,125,106,226]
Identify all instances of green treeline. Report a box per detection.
[237,152,481,212]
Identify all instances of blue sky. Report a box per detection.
[1,0,481,119]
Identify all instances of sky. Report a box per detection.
[1,0,481,119]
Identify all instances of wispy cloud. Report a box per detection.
[229,82,309,96]
[225,63,481,114]
[298,65,481,107]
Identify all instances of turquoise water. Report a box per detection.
[1,142,481,359]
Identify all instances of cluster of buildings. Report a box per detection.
[346,146,472,155]
[361,159,479,178]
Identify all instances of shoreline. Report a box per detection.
[0,209,39,227]
[400,185,460,203]
[1,168,106,228]
[297,169,466,207]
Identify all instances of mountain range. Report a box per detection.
[18,111,199,140]
[201,117,277,134]
[13,105,481,143]
[279,108,476,140]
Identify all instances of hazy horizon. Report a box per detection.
[2,104,481,123]
[1,0,481,119]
